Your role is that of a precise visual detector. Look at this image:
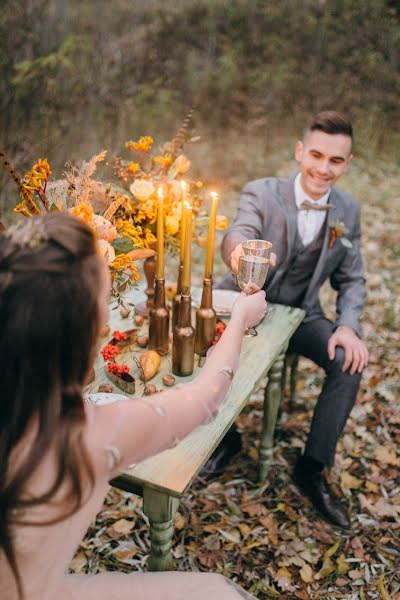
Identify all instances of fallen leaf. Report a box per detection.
[299,563,314,583]
[113,546,139,562]
[106,518,135,538]
[348,569,363,580]
[69,550,87,572]
[336,553,350,575]
[340,471,363,490]
[174,511,186,530]
[217,527,241,543]
[374,446,400,466]
[242,502,266,517]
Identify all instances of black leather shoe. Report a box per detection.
[294,462,351,529]
[198,428,242,480]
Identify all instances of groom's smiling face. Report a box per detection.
[295,130,353,200]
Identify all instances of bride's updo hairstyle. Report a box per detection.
[0,212,102,597]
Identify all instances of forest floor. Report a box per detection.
[72,156,400,599]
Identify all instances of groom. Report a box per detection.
[210,111,368,528]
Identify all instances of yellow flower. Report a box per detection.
[195,180,203,188]
[165,215,180,235]
[31,158,51,180]
[173,154,191,174]
[128,162,140,174]
[110,255,140,281]
[125,136,154,153]
[117,220,144,246]
[97,239,116,265]
[70,202,94,223]
[144,228,157,247]
[130,179,155,201]
[216,214,229,230]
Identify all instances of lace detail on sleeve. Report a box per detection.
[104,445,124,472]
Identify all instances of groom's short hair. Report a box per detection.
[307,111,353,140]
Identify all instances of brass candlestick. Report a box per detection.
[135,253,157,316]
[172,291,195,376]
[172,263,183,330]
[149,277,170,355]
[194,277,217,359]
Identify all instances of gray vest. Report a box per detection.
[268,221,326,308]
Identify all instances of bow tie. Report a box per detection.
[299,199,332,211]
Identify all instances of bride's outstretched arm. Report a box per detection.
[86,291,267,471]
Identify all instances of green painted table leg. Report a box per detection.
[143,487,180,571]
[258,347,287,482]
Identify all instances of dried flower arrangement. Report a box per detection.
[1,112,228,292]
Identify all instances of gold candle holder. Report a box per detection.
[135,243,157,316]
[194,277,217,359]
[172,292,195,377]
[148,277,170,355]
[172,263,183,330]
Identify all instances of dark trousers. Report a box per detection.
[288,317,362,468]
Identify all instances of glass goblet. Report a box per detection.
[242,239,273,260]
[237,254,270,337]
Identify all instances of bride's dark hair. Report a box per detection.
[0,212,103,598]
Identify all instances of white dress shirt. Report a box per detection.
[294,173,331,246]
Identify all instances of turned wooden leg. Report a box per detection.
[258,347,287,482]
[143,487,180,571]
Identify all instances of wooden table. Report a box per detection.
[89,288,304,571]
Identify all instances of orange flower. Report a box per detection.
[125,136,154,153]
[154,154,173,170]
[128,162,140,174]
[70,202,94,223]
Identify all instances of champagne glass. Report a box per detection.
[242,239,273,259]
[237,254,270,337]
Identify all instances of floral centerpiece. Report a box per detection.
[1,113,228,292]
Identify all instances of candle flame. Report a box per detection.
[210,191,218,201]
[180,180,187,191]
[184,200,191,209]
[158,186,164,199]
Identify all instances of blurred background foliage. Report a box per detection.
[1,0,399,215]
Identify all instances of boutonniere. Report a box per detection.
[328,219,353,248]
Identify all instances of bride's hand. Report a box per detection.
[231,290,268,330]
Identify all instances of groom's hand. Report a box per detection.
[327,325,369,375]
[230,243,277,275]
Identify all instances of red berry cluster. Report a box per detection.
[212,320,227,345]
[101,343,121,362]
[107,363,130,376]
[112,330,127,342]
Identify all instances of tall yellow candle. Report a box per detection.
[204,192,218,279]
[181,204,192,292]
[180,181,187,264]
[156,186,164,279]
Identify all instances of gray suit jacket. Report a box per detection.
[218,175,366,336]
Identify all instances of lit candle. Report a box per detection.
[204,192,218,279]
[181,203,192,292]
[180,181,187,264]
[156,186,164,279]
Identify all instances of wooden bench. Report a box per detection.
[90,294,304,571]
